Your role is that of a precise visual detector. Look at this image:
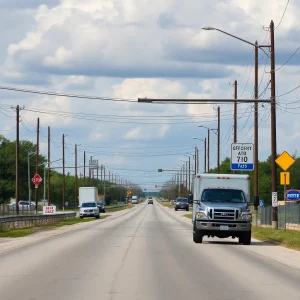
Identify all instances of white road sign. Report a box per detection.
[231,143,254,171]
[272,192,278,207]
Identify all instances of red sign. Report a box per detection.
[32,173,43,186]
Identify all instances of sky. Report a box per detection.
[0,0,299,193]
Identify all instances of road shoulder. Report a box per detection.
[156,201,300,271]
[0,204,140,255]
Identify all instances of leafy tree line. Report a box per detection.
[0,136,143,207]
[159,154,300,205]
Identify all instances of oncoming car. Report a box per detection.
[175,198,189,211]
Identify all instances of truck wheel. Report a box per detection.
[175,208,178,211]
[193,222,203,243]
[95,214,100,219]
[239,232,251,245]
[193,229,203,243]
[242,231,251,245]
[186,207,189,211]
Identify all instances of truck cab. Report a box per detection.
[191,174,252,245]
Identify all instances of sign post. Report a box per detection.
[275,151,295,230]
[230,143,254,171]
[32,173,43,188]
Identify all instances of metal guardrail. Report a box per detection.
[0,212,77,224]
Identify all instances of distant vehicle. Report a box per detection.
[191,173,252,245]
[148,199,153,204]
[78,202,100,219]
[79,187,98,206]
[132,199,138,204]
[175,198,189,211]
[96,202,105,213]
[8,201,35,211]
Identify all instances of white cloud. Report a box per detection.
[89,132,104,141]
[1,0,300,190]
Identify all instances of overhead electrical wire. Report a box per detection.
[275,0,290,30]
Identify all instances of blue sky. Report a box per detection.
[0,0,300,192]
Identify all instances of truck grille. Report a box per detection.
[211,209,238,221]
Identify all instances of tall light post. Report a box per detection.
[193,137,204,173]
[198,126,219,173]
[202,22,276,227]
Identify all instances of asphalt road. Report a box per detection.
[1,203,299,300]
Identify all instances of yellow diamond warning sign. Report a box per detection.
[275,151,295,171]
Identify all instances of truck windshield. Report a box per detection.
[201,189,246,203]
[82,202,96,207]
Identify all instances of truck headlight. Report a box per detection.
[241,212,252,220]
[196,211,207,219]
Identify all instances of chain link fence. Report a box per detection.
[259,203,300,229]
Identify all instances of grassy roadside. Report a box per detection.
[105,205,133,212]
[183,213,192,219]
[252,226,300,250]
[0,215,111,238]
[162,203,174,209]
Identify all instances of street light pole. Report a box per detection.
[217,106,220,173]
[201,23,277,228]
[207,128,210,173]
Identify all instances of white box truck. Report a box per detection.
[189,173,252,245]
[78,187,99,219]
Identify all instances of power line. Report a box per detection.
[275,0,290,30]
[0,85,135,102]
[275,46,300,72]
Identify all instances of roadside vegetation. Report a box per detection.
[0,215,110,238]
[252,227,300,250]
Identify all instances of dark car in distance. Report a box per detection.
[175,198,189,211]
[148,199,153,204]
[96,202,106,213]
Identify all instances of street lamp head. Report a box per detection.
[193,137,197,139]
[202,26,215,30]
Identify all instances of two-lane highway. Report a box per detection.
[1,202,299,300]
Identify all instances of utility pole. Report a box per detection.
[35,118,40,214]
[101,165,103,181]
[270,20,278,229]
[197,147,199,173]
[204,138,207,173]
[62,134,65,210]
[217,106,220,174]
[234,80,237,143]
[48,126,50,206]
[89,156,92,186]
[194,147,197,175]
[188,156,191,191]
[16,105,20,215]
[97,160,99,181]
[233,80,237,175]
[207,129,210,173]
[109,171,111,182]
[254,40,259,225]
[75,144,78,206]
[83,151,86,186]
